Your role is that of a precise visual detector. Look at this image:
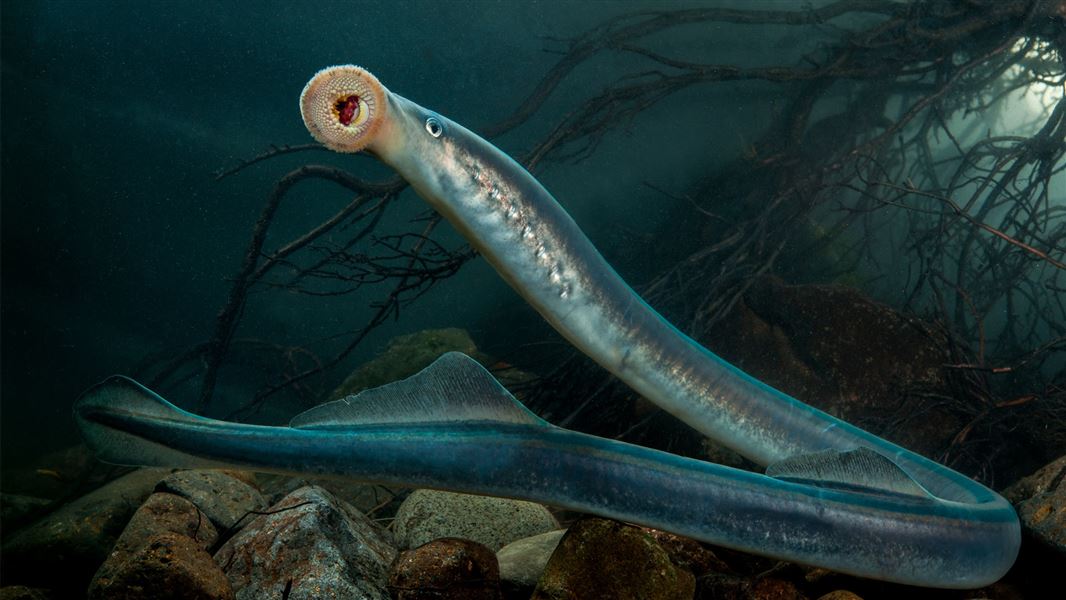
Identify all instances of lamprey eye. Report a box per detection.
[301,65,386,153]
[425,117,443,138]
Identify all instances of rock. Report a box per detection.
[0,468,169,593]
[157,470,266,532]
[496,529,565,594]
[0,586,51,600]
[394,490,559,552]
[89,492,218,596]
[252,473,305,505]
[748,577,804,600]
[256,473,402,515]
[215,485,396,600]
[531,517,695,600]
[331,328,482,399]
[694,572,808,600]
[710,276,961,459]
[694,572,751,600]
[815,592,863,600]
[389,537,502,600]
[641,527,728,575]
[966,582,1024,600]
[217,470,259,489]
[0,444,97,499]
[1016,485,1066,555]
[1002,455,1066,504]
[0,494,51,529]
[1003,455,1066,556]
[89,532,233,600]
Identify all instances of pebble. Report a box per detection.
[496,529,565,593]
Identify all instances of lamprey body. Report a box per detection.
[74,66,1019,588]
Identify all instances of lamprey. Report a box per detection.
[74,65,1019,588]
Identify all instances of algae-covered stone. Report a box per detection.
[330,328,481,399]
[531,517,694,600]
[389,538,502,600]
[393,489,559,552]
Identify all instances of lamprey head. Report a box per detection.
[300,65,387,153]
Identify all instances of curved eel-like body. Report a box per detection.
[74,66,1019,588]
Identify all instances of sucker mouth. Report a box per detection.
[300,65,387,153]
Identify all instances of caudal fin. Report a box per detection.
[73,376,226,470]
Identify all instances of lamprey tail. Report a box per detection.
[74,376,227,470]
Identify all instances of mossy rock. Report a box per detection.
[531,517,695,600]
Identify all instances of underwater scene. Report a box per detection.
[2,1,1064,599]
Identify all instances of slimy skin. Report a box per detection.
[298,66,1019,585]
[72,66,1019,589]
[76,356,1017,588]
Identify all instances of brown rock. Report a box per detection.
[1004,455,1066,557]
[88,532,233,600]
[1017,487,1066,554]
[1002,455,1066,504]
[532,517,695,600]
[89,493,218,595]
[641,527,730,575]
[695,572,751,600]
[749,577,805,600]
[710,276,960,459]
[389,537,502,600]
[695,574,807,600]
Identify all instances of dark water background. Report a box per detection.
[1,0,787,466]
[2,0,1060,476]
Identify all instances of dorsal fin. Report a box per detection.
[766,447,933,500]
[290,352,549,429]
